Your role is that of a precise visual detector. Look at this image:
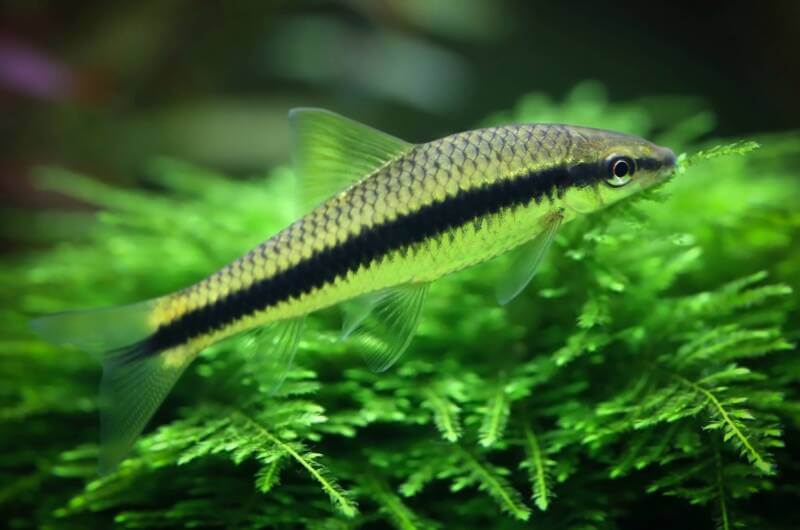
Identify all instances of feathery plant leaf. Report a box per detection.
[673,372,777,475]
[676,140,760,173]
[451,446,531,521]
[422,389,463,443]
[358,474,434,530]
[520,423,555,510]
[478,379,511,448]
[226,408,359,517]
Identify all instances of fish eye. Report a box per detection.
[605,156,635,187]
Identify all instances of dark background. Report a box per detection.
[1,0,798,210]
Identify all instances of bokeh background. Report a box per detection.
[2,0,799,223]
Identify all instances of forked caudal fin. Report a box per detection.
[30,298,197,473]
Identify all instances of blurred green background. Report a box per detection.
[2,0,799,217]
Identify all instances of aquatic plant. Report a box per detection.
[2,82,798,528]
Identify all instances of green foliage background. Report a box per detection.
[2,84,799,529]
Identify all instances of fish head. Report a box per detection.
[562,126,676,213]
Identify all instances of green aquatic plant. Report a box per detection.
[2,83,798,529]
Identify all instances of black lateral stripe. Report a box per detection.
[144,162,601,353]
[637,157,664,171]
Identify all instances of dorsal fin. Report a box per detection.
[289,108,413,212]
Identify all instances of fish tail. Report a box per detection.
[31,298,196,473]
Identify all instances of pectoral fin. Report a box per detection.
[496,212,563,305]
[341,284,429,372]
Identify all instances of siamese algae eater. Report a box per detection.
[33,109,676,470]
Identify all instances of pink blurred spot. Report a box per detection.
[0,37,74,100]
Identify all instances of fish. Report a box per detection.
[31,108,677,470]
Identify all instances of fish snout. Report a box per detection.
[658,146,677,171]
